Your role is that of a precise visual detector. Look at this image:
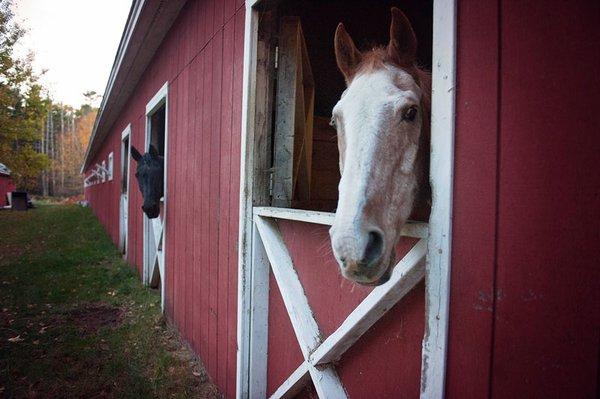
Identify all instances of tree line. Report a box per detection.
[0,0,97,196]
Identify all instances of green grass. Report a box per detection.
[0,204,220,398]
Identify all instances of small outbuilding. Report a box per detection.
[0,163,16,208]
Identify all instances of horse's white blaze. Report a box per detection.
[330,66,423,283]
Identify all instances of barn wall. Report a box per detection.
[83,0,599,397]
[84,131,122,245]
[84,0,245,396]
[448,0,599,397]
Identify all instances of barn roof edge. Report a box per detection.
[81,0,188,173]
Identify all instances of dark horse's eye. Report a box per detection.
[403,106,418,122]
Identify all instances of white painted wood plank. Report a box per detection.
[307,364,347,399]
[150,254,159,286]
[268,363,349,399]
[145,82,168,115]
[248,225,270,398]
[254,206,335,226]
[151,218,162,245]
[253,207,428,238]
[156,249,164,283]
[160,80,169,314]
[254,216,321,356]
[269,362,310,399]
[420,0,457,397]
[310,239,427,366]
[401,221,430,239]
[236,4,261,397]
[158,249,165,310]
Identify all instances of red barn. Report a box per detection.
[0,163,16,207]
[82,0,599,397]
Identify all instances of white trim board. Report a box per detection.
[420,0,457,396]
[236,0,262,397]
[146,82,169,115]
[253,207,429,238]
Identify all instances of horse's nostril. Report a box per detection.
[340,257,347,268]
[363,230,384,266]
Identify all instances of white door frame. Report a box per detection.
[120,124,132,256]
[143,82,169,311]
[236,0,456,397]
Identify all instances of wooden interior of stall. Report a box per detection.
[256,0,433,213]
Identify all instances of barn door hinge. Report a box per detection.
[274,46,279,70]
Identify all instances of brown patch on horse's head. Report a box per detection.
[334,7,418,84]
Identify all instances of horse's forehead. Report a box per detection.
[139,154,160,166]
[338,67,419,111]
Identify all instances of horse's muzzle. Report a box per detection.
[142,205,160,219]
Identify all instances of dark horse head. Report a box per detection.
[131,145,163,219]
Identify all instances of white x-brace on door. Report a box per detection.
[252,208,428,398]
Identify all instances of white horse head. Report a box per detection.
[329,8,431,285]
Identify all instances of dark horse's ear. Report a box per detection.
[131,146,142,162]
[387,7,417,67]
[334,23,362,84]
[148,144,159,159]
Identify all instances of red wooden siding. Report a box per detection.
[84,1,245,396]
[492,1,599,396]
[446,1,499,397]
[0,175,16,206]
[449,0,599,397]
[84,130,123,246]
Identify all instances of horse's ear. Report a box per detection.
[148,144,159,159]
[334,23,362,84]
[131,146,142,162]
[387,7,417,67]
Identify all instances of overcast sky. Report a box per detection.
[13,0,132,107]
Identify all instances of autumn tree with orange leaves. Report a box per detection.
[42,104,96,197]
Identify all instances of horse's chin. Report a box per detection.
[355,264,392,286]
[345,254,395,287]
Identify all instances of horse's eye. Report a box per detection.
[403,106,418,122]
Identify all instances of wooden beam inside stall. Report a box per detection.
[273,17,314,208]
